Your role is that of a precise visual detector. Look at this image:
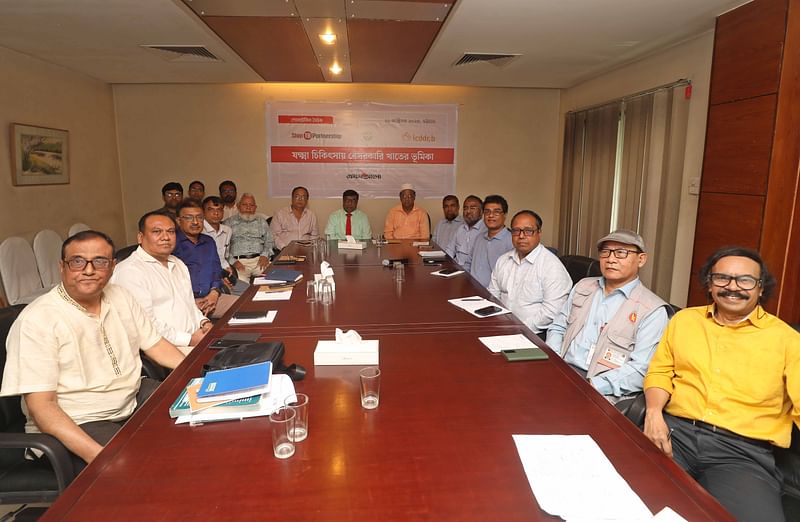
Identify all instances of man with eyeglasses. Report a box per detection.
[548,229,668,403]
[172,199,237,318]
[218,180,239,221]
[643,246,799,522]
[469,194,513,287]
[488,210,572,334]
[188,180,205,201]
[445,195,485,271]
[1,230,185,469]
[225,194,274,281]
[433,195,462,250]
[112,210,212,351]
[383,183,430,240]
[159,181,183,218]
[271,186,319,250]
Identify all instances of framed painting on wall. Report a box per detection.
[10,123,70,186]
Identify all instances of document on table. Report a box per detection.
[512,434,655,521]
[447,296,511,318]
[252,289,293,301]
[478,333,537,353]
[228,310,278,325]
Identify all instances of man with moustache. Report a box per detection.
[383,183,430,240]
[324,189,372,240]
[271,186,319,249]
[159,182,183,218]
[547,229,668,401]
[202,196,248,295]
[469,194,513,287]
[488,210,572,335]
[218,180,238,220]
[445,195,485,271]
[112,210,212,350]
[644,246,800,522]
[173,199,237,318]
[433,195,462,249]
[226,194,274,281]
[1,230,185,468]
[188,180,205,201]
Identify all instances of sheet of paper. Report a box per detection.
[652,507,688,521]
[431,269,464,278]
[447,296,511,318]
[175,374,296,425]
[512,434,653,521]
[252,289,293,301]
[478,333,537,353]
[228,310,278,325]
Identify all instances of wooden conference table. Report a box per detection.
[42,240,732,521]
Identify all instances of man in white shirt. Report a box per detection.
[203,196,248,295]
[433,195,463,249]
[271,186,319,250]
[219,180,239,221]
[111,211,212,350]
[488,210,572,335]
[1,230,185,468]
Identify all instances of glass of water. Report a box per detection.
[269,407,296,459]
[359,367,381,410]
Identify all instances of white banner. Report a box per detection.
[267,102,457,198]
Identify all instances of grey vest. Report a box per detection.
[559,277,667,378]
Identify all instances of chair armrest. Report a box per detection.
[0,432,76,492]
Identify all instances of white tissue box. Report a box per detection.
[314,340,379,365]
[338,240,366,250]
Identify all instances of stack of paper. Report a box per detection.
[252,289,293,301]
[448,296,511,318]
[478,333,537,353]
[228,310,277,325]
[197,361,273,403]
[418,250,447,258]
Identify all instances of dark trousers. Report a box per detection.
[72,377,161,472]
[665,413,785,522]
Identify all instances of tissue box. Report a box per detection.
[338,240,366,250]
[314,340,379,365]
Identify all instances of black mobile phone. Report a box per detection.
[438,268,458,275]
[474,305,502,317]
[502,348,549,361]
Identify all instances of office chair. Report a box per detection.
[559,255,602,286]
[0,304,76,505]
[0,238,46,305]
[32,230,62,290]
[113,244,138,263]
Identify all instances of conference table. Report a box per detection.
[41,240,733,521]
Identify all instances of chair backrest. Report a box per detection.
[559,255,602,286]
[0,304,26,432]
[114,244,138,263]
[0,238,44,305]
[67,223,90,237]
[32,229,63,289]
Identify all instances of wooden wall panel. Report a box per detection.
[709,0,787,105]
[763,0,800,323]
[701,94,777,195]
[687,194,765,307]
[348,20,441,83]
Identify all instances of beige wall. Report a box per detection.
[0,46,124,299]
[112,83,562,245]
[560,32,715,306]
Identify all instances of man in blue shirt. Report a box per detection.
[433,195,463,250]
[469,194,513,287]
[173,199,237,318]
[446,195,485,271]
[547,229,668,403]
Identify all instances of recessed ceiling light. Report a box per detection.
[330,63,343,75]
[319,33,337,45]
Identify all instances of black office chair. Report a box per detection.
[0,304,77,506]
[559,255,602,286]
[113,244,138,263]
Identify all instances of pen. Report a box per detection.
[461,298,484,301]
[189,417,243,427]
[667,428,674,441]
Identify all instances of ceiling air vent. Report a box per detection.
[453,53,521,68]
[140,45,221,63]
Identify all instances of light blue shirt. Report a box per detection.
[433,216,463,250]
[446,220,486,270]
[547,277,669,397]
[469,227,513,288]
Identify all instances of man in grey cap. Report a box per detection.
[547,229,669,403]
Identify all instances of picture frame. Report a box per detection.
[10,123,70,186]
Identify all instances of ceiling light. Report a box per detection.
[319,33,337,45]
[330,63,343,75]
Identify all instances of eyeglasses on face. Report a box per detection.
[179,215,204,223]
[164,192,182,199]
[598,248,640,259]
[66,256,112,271]
[708,273,761,291]
[510,227,539,237]
[483,209,504,216]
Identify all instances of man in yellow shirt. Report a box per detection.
[644,246,799,522]
[383,183,430,240]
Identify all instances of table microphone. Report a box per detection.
[381,258,409,267]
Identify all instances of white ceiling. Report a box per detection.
[0,0,749,88]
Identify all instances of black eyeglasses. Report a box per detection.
[598,248,640,259]
[179,215,204,223]
[708,273,761,291]
[66,256,112,271]
[510,227,539,237]
[483,209,504,216]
